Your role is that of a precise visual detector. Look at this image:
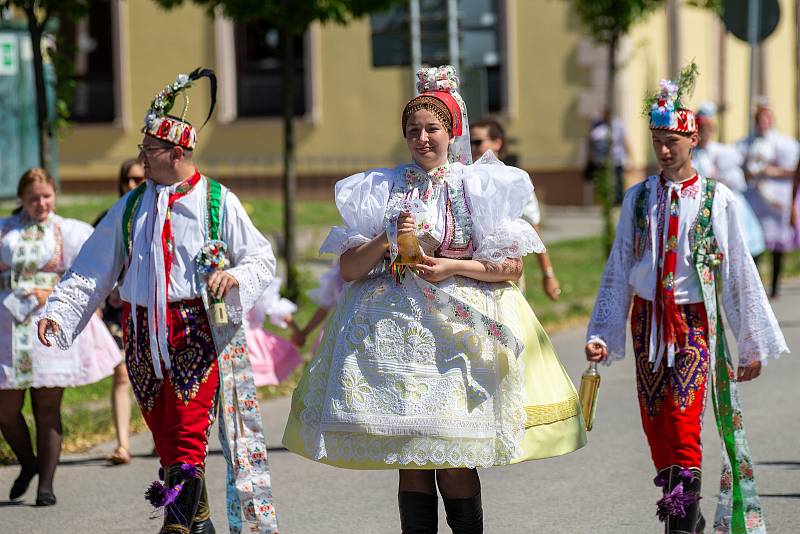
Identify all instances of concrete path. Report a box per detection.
[1,279,796,533]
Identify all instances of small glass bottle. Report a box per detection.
[578,362,601,431]
[396,232,422,265]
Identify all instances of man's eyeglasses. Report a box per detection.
[470,139,487,147]
[137,143,171,153]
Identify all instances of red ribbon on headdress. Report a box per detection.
[419,91,463,136]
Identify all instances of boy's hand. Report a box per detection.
[736,360,762,382]
[208,271,238,299]
[585,341,608,362]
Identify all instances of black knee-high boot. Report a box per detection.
[657,467,702,534]
[190,472,215,534]
[399,491,439,533]
[160,463,203,534]
[442,491,483,534]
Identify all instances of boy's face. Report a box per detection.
[651,129,698,175]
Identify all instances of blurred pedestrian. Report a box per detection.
[93,159,146,466]
[737,97,799,298]
[584,109,632,205]
[586,68,786,533]
[289,262,347,351]
[693,102,765,257]
[283,65,585,533]
[0,168,121,506]
[470,117,561,300]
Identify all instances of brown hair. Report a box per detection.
[117,158,142,196]
[470,117,506,159]
[13,168,57,215]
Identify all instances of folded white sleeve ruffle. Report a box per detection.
[319,168,396,255]
[462,152,545,262]
[308,264,347,309]
[246,277,298,329]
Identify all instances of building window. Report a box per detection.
[234,20,306,118]
[370,0,503,114]
[59,0,115,123]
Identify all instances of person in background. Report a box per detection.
[93,159,146,466]
[290,262,347,351]
[0,168,121,506]
[470,117,561,301]
[584,109,632,205]
[737,97,799,298]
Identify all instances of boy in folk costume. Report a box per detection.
[38,70,279,534]
[585,64,788,534]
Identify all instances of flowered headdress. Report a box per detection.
[644,62,699,135]
[402,65,472,165]
[142,68,217,150]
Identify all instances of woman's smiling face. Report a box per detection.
[405,109,453,170]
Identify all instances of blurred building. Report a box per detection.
[9,0,800,204]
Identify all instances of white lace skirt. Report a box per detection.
[284,272,567,470]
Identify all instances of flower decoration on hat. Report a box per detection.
[643,61,699,135]
[142,67,217,150]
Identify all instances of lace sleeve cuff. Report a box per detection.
[226,257,275,324]
[472,218,545,263]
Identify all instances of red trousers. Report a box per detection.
[123,299,219,467]
[631,296,710,471]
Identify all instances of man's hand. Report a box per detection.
[37,318,60,347]
[737,360,762,382]
[585,341,607,362]
[207,271,239,299]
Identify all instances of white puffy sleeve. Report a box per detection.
[319,168,395,255]
[713,184,789,365]
[246,277,297,329]
[41,199,128,349]
[585,184,641,363]
[463,154,545,263]
[713,144,747,193]
[57,217,95,266]
[520,191,542,227]
[774,134,800,169]
[308,263,347,309]
[222,192,277,324]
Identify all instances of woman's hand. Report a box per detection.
[414,255,456,283]
[542,275,561,301]
[208,271,239,299]
[397,212,416,234]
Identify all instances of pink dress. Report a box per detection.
[0,213,121,389]
[246,278,302,386]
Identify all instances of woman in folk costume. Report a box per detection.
[0,168,121,506]
[736,98,799,298]
[283,65,585,533]
[585,65,788,534]
[38,69,280,534]
[246,277,302,386]
[693,102,766,257]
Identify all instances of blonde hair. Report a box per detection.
[13,168,57,215]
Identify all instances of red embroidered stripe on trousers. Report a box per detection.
[631,296,710,471]
[122,298,219,467]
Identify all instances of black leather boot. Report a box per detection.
[160,464,203,534]
[442,491,483,534]
[657,467,701,534]
[190,472,215,534]
[399,490,439,533]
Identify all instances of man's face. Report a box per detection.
[469,126,502,161]
[137,136,178,184]
[651,129,698,174]
[755,109,773,136]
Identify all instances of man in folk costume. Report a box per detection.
[585,64,788,534]
[37,70,279,534]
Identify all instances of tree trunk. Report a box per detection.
[26,8,51,172]
[601,34,618,256]
[281,26,298,301]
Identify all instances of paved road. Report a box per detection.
[1,280,797,533]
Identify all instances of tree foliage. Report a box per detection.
[570,0,663,44]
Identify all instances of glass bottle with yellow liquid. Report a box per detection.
[395,231,422,265]
[578,362,601,431]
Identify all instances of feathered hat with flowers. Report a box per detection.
[142,68,217,150]
[643,62,699,135]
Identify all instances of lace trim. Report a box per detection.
[472,219,545,263]
[319,226,372,256]
[227,256,274,324]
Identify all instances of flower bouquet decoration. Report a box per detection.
[196,239,229,326]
